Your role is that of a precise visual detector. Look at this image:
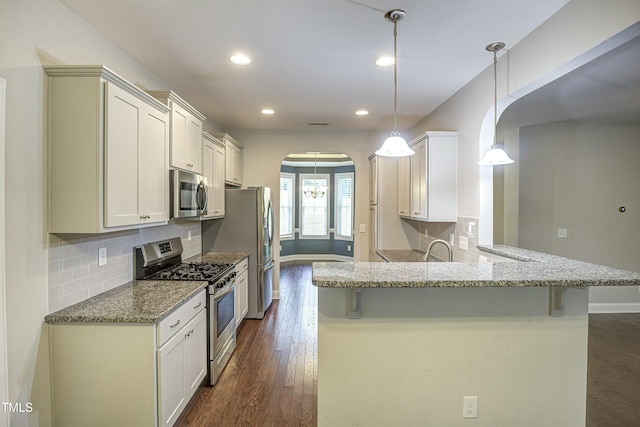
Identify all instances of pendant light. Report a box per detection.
[478,42,514,166]
[303,152,326,199]
[375,9,414,158]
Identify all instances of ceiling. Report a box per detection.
[59,0,569,131]
[500,32,640,127]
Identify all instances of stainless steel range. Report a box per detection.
[135,237,237,385]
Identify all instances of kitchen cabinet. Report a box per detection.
[147,91,206,174]
[397,155,411,217]
[214,133,243,186]
[369,155,378,204]
[158,308,206,427]
[49,288,207,427]
[235,257,249,328]
[202,133,226,218]
[400,131,458,222]
[45,65,170,233]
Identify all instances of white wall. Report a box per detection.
[518,122,640,310]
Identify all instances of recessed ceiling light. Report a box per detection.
[229,54,251,65]
[355,110,369,116]
[261,108,275,115]
[376,56,394,67]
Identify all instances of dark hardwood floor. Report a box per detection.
[176,262,640,426]
[176,262,317,427]
[586,313,640,427]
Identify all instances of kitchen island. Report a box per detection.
[312,246,640,427]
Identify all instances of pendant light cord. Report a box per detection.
[493,48,498,147]
[393,18,398,131]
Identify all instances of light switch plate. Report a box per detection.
[98,247,107,267]
[359,224,366,233]
[459,236,468,251]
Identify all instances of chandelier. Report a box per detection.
[303,152,326,199]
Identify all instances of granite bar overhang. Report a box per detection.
[312,245,640,288]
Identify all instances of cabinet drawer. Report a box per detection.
[157,289,206,347]
[236,258,249,274]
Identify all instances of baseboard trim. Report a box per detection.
[273,289,280,300]
[279,254,353,263]
[589,302,640,314]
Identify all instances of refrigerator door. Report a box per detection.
[254,259,275,319]
[258,187,274,266]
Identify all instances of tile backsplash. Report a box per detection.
[48,221,202,312]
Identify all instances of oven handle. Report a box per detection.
[213,280,237,302]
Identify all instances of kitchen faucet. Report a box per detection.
[423,239,453,262]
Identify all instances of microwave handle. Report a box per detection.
[196,180,208,214]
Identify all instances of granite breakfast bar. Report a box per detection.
[312,246,640,427]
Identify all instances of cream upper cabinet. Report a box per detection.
[214,133,244,186]
[369,155,378,204]
[45,65,170,233]
[397,155,411,217]
[147,91,205,174]
[202,133,226,218]
[400,131,458,222]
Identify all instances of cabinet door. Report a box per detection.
[234,145,243,186]
[236,270,248,328]
[184,310,207,401]
[397,156,411,216]
[171,103,190,171]
[225,141,235,184]
[139,105,169,223]
[369,156,378,204]
[212,142,226,215]
[410,140,427,219]
[157,329,186,427]
[104,82,141,227]
[187,116,202,174]
[202,140,215,216]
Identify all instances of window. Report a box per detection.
[279,173,295,239]
[300,174,329,238]
[335,172,354,240]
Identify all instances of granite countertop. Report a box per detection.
[44,279,207,324]
[45,251,250,324]
[376,249,438,263]
[184,251,249,266]
[312,245,640,288]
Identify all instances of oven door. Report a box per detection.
[210,281,236,359]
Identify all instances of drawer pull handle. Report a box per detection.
[193,302,202,309]
[170,319,181,329]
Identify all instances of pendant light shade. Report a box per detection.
[478,42,514,166]
[478,145,513,165]
[375,9,414,158]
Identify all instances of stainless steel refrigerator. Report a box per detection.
[202,187,274,319]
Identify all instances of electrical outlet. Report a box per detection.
[424,227,429,238]
[479,255,488,263]
[188,230,192,241]
[463,396,478,419]
[449,233,455,246]
[347,245,352,252]
[98,247,107,267]
[557,228,568,238]
[459,236,468,251]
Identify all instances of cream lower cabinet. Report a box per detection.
[235,258,249,328]
[158,309,207,427]
[45,65,170,233]
[49,290,207,427]
[202,133,226,218]
[148,91,206,174]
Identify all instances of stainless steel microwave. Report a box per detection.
[170,169,208,218]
